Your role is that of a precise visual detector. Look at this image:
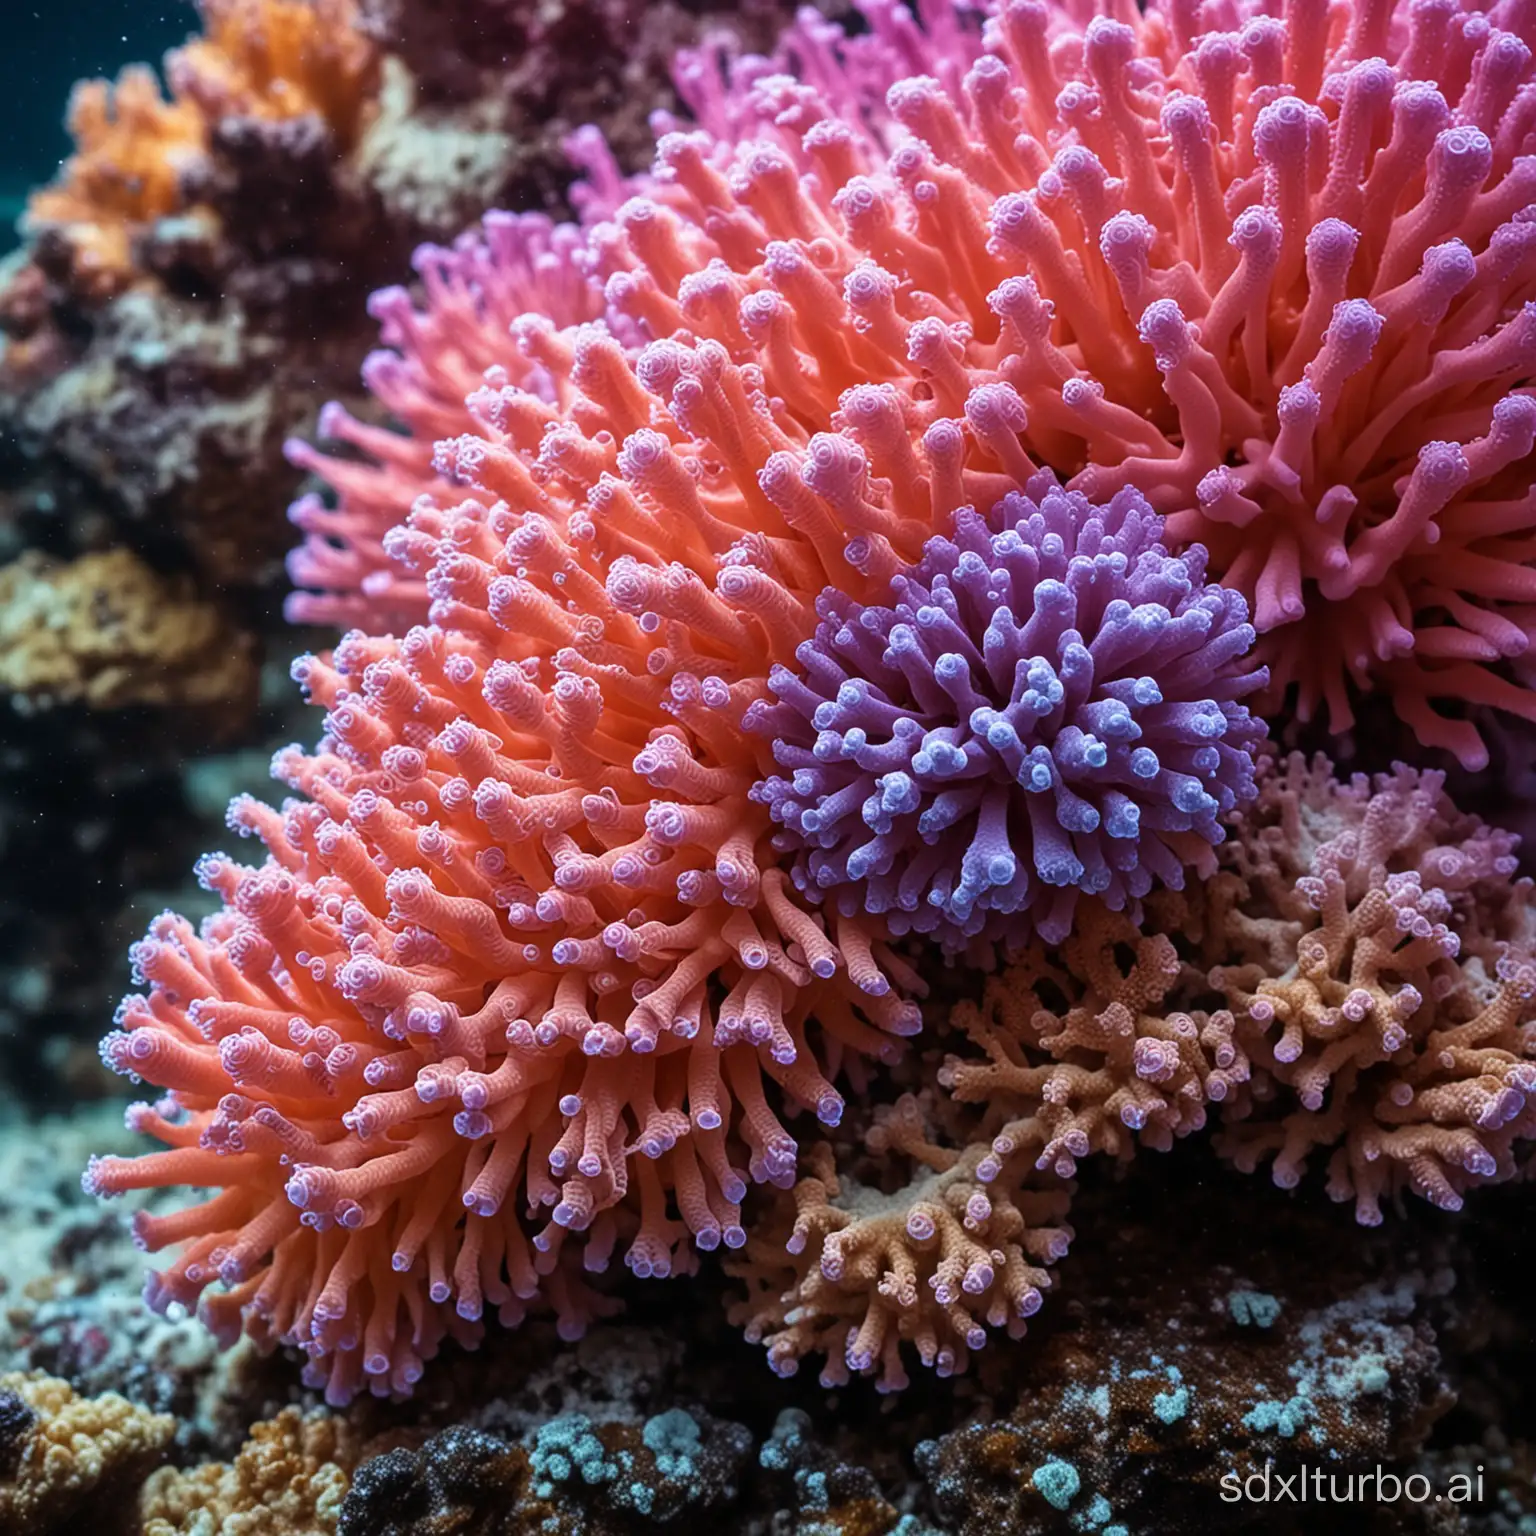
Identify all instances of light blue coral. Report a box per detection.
[749,475,1267,948]
[1228,1290,1283,1328]
[1033,1458,1082,1510]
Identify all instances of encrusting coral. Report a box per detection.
[0,550,257,723]
[138,1406,361,1536]
[289,0,1536,766]
[0,1371,175,1536]
[78,0,1536,1405]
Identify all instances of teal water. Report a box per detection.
[0,192,26,256]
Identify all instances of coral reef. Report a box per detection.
[2,1094,1522,1536]
[0,1371,175,1536]
[0,1100,234,1425]
[2,0,819,598]
[1211,756,1536,1221]
[727,755,1535,1389]
[0,1,1527,1529]
[913,1156,1464,1536]
[338,1409,758,1535]
[20,1,375,305]
[352,0,825,218]
[69,0,1536,1408]
[749,479,1266,949]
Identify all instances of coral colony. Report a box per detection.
[83,0,1536,1404]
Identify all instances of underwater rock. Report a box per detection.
[917,1158,1463,1536]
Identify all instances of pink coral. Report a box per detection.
[289,0,1536,765]
[86,401,944,1400]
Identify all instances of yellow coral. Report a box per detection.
[0,1371,175,1536]
[0,549,257,718]
[139,1408,360,1536]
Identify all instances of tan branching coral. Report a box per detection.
[943,911,1251,1176]
[729,1128,1071,1393]
[139,1407,361,1536]
[0,550,257,720]
[1211,756,1536,1223]
[730,907,1252,1390]
[21,0,374,300]
[0,1371,175,1536]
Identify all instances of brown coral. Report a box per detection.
[730,1130,1071,1392]
[139,1407,361,1536]
[0,1371,174,1536]
[943,911,1250,1175]
[730,905,1247,1389]
[0,549,256,724]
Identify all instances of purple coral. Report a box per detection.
[748,476,1269,948]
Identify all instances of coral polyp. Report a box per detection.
[289,0,1536,765]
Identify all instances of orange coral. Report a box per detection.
[168,0,377,151]
[22,0,374,299]
[25,67,204,298]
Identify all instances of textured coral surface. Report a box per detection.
[291,0,1536,766]
[75,0,1536,1411]
[0,549,256,720]
[0,1371,175,1536]
[139,1406,360,1536]
[728,756,1535,1387]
